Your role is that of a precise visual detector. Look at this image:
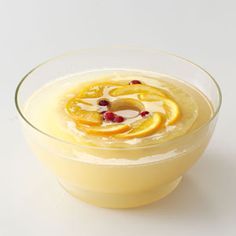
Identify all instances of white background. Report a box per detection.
[0,1,235,235]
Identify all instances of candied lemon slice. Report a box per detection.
[109,84,166,97]
[139,94,180,125]
[77,80,127,98]
[115,113,162,139]
[164,99,180,125]
[77,123,131,136]
[66,97,101,126]
[72,110,102,126]
[66,97,92,114]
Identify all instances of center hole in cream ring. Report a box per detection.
[110,98,144,119]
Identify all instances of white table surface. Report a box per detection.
[0,1,235,235]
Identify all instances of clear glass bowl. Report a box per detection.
[15,47,222,208]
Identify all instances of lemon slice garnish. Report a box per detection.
[115,113,162,139]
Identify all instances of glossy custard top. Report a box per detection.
[25,70,213,148]
[26,71,208,147]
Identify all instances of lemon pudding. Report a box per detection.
[21,69,215,208]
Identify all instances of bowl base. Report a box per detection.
[59,177,182,209]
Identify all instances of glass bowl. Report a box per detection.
[15,47,222,208]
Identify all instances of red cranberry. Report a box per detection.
[113,115,125,123]
[140,111,150,117]
[129,80,142,85]
[103,111,115,121]
[98,99,110,106]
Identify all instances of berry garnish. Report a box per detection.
[113,115,125,123]
[98,99,110,106]
[100,111,106,114]
[129,80,142,85]
[103,111,115,121]
[140,111,150,117]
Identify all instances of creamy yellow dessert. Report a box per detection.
[23,70,213,208]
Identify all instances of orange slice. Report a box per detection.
[73,110,102,126]
[77,123,131,136]
[66,97,101,126]
[66,97,92,114]
[139,94,180,125]
[109,84,166,97]
[164,98,181,125]
[115,112,162,139]
[77,80,127,98]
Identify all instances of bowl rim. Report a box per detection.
[15,46,222,151]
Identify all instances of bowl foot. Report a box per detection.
[59,177,182,209]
